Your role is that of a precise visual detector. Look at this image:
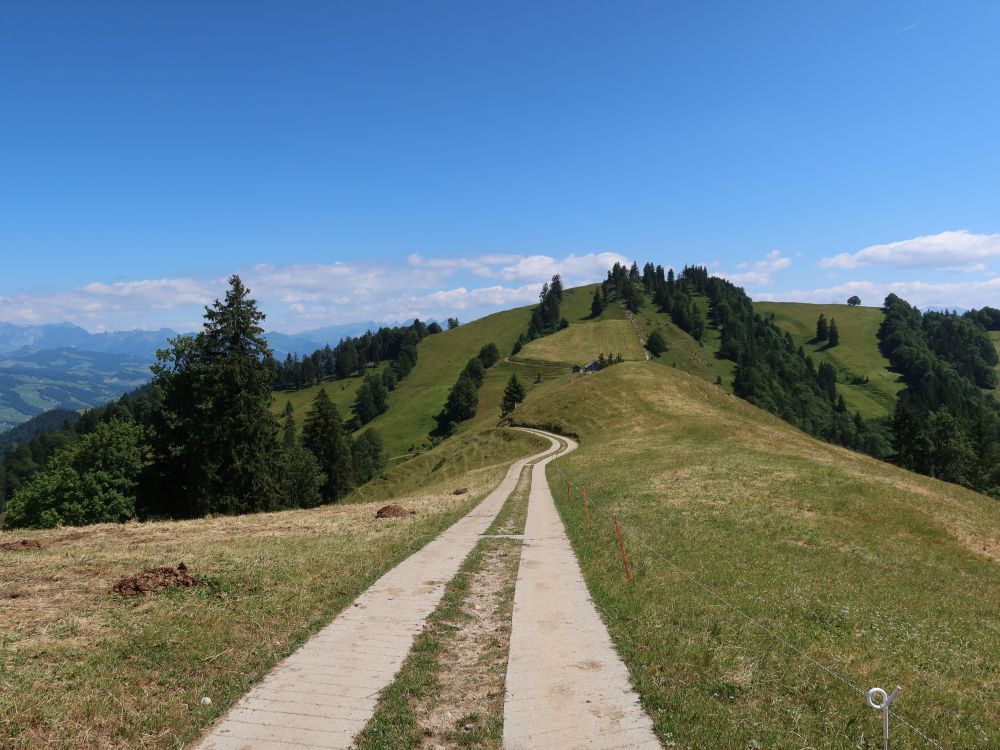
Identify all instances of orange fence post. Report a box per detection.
[613,512,632,582]
[583,487,590,527]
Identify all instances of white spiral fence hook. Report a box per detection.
[866,685,902,750]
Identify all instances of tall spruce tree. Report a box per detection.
[828,319,840,347]
[282,401,297,449]
[303,388,354,501]
[815,314,829,342]
[500,374,527,416]
[150,275,284,517]
[591,288,604,318]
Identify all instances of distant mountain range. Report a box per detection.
[0,320,394,361]
[0,319,398,430]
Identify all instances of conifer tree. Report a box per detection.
[500,374,527,416]
[828,319,840,347]
[815,314,829,342]
[303,388,353,501]
[335,341,359,379]
[435,375,479,434]
[591,288,604,318]
[151,275,284,517]
[352,429,385,484]
[352,379,377,425]
[282,401,297,449]
[550,274,564,301]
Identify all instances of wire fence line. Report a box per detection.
[553,466,946,750]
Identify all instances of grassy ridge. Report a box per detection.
[0,427,545,750]
[754,302,902,418]
[513,362,999,748]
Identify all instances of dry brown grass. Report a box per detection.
[0,429,539,750]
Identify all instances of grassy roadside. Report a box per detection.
[0,430,542,750]
[516,362,1000,749]
[355,534,523,750]
[485,461,532,536]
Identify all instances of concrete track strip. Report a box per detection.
[504,428,660,750]
[192,433,565,750]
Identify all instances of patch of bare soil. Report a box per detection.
[375,504,415,519]
[416,537,522,749]
[112,563,196,596]
[0,538,45,551]
[451,488,468,495]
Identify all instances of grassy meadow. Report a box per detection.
[513,362,1000,749]
[0,428,546,750]
[517,319,645,365]
[755,302,902,418]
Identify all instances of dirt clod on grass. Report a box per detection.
[112,562,197,596]
[452,488,469,495]
[0,538,45,551]
[375,504,415,519]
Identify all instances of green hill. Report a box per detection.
[513,361,999,748]
[754,301,902,418]
[275,285,600,462]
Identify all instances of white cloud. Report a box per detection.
[0,278,216,329]
[495,252,630,283]
[724,250,792,286]
[0,251,622,332]
[819,230,1000,270]
[776,276,1000,310]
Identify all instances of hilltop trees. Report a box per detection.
[150,275,285,517]
[848,295,862,306]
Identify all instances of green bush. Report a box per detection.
[3,420,145,529]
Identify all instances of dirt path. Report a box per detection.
[191,435,564,750]
[624,308,652,361]
[503,428,661,749]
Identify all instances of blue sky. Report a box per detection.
[1,1,998,332]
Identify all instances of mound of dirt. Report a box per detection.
[112,562,197,596]
[0,539,45,552]
[375,504,414,519]
[452,488,469,495]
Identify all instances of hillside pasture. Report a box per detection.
[515,362,1000,749]
[754,301,902,418]
[516,320,645,366]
